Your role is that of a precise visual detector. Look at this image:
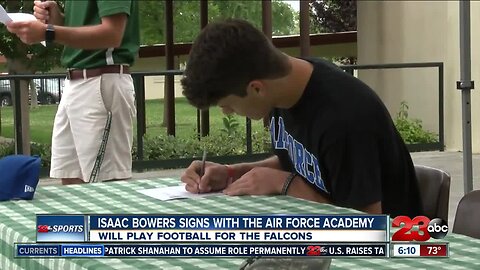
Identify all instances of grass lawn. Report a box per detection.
[0,98,265,144]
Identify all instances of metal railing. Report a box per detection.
[341,62,444,152]
[0,77,63,105]
[130,70,263,171]
[1,61,445,175]
[0,73,65,153]
[0,71,269,175]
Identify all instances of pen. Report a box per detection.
[198,148,207,193]
[200,148,207,177]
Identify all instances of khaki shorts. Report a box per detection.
[50,73,136,182]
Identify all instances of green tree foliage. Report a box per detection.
[139,0,298,45]
[309,0,356,33]
[213,0,297,36]
[309,0,357,64]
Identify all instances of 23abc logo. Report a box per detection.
[37,225,51,233]
[392,216,448,241]
[306,245,327,256]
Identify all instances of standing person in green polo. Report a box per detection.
[7,0,140,185]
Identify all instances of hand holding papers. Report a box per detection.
[138,185,221,201]
[1,5,46,46]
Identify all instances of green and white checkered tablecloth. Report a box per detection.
[1,178,479,270]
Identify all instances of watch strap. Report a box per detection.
[45,24,55,45]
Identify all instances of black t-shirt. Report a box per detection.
[270,57,423,217]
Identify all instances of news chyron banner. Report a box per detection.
[88,215,387,243]
[16,214,390,258]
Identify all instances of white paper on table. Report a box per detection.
[0,6,46,46]
[138,185,221,201]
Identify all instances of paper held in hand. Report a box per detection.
[0,5,46,46]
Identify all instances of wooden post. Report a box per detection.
[299,0,310,57]
[200,0,210,137]
[165,0,175,136]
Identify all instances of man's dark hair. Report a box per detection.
[181,19,290,109]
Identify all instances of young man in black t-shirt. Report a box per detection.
[180,19,423,217]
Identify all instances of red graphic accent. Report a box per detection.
[306,245,321,256]
[392,216,431,241]
[420,244,448,257]
[37,225,50,233]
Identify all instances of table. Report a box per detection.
[1,178,479,269]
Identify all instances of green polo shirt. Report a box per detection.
[61,0,140,69]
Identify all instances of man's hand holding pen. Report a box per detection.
[181,154,291,196]
[181,160,233,194]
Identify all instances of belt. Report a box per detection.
[66,65,130,80]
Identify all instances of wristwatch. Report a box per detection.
[45,24,55,45]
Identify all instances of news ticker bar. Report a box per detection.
[15,243,388,258]
[391,243,449,258]
[36,214,389,243]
